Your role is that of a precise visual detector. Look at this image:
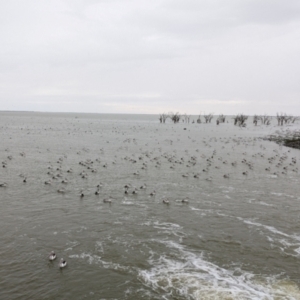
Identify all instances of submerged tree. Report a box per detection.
[203,113,214,123]
[234,114,248,126]
[196,114,202,124]
[159,113,169,123]
[260,114,272,125]
[276,113,284,126]
[292,116,300,123]
[284,115,293,124]
[253,115,259,126]
[217,114,226,123]
[276,113,290,126]
[183,114,192,123]
[169,112,181,124]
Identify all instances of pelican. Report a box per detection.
[49,251,56,261]
[59,258,67,268]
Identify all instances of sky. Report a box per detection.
[0,0,300,115]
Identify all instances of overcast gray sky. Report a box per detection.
[1,0,299,115]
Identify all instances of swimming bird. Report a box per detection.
[162,198,170,204]
[59,258,67,268]
[182,198,189,203]
[103,198,112,203]
[49,251,57,261]
[150,190,156,196]
[140,184,147,189]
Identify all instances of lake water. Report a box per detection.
[0,112,299,299]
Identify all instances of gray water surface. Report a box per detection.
[0,112,299,299]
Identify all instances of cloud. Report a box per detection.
[0,0,299,115]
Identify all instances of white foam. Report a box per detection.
[271,192,295,198]
[238,218,300,256]
[239,218,300,241]
[257,201,273,207]
[122,200,134,205]
[142,220,182,231]
[138,240,300,299]
[69,252,102,264]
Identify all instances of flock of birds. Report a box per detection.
[0,117,299,273]
[0,132,298,205]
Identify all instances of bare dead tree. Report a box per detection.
[218,114,226,123]
[204,113,214,123]
[253,115,259,126]
[276,113,283,126]
[276,113,289,126]
[234,114,248,126]
[239,114,248,126]
[169,112,181,124]
[159,113,169,123]
[233,116,238,126]
[284,115,293,124]
[260,114,272,125]
[183,114,192,123]
[203,114,209,123]
[197,115,202,124]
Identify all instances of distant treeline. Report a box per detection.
[159,112,300,127]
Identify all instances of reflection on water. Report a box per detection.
[0,112,299,299]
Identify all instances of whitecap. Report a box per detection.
[138,240,300,300]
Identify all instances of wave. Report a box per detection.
[138,240,300,300]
